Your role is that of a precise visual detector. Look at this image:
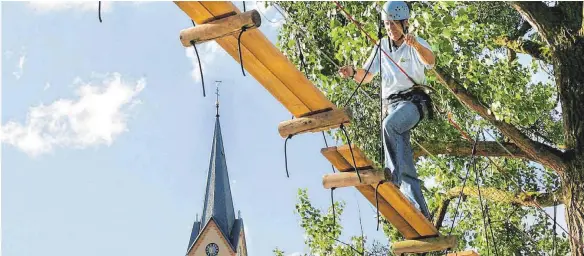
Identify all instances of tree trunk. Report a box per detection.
[561,162,584,256]
[555,36,584,256]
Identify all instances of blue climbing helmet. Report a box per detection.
[381,1,410,21]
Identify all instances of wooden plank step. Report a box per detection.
[321,145,375,171]
[322,169,387,189]
[320,146,418,238]
[321,145,439,239]
[174,1,336,118]
[179,10,261,46]
[392,235,457,255]
[277,108,351,138]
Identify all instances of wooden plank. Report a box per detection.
[198,2,335,114]
[174,1,336,117]
[357,185,419,239]
[321,146,353,172]
[376,182,439,237]
[278,108,351,138]
[321,146,419,239]
[327,145,439,238]
[322,169,386,189]
[179,10,261,46]
[446,251,480,256]
[392,235,457,255]
[175,1,310,116]
[337,144,375,169]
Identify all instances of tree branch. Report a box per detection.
[511,20,533,40]
[431,68,567,173]
[495,36,549,62]
[509,2,561,46]
[414,140,535,162]
[447,186,561,207]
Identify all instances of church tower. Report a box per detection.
[185,85,248,256]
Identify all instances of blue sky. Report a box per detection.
[1,2,390,256]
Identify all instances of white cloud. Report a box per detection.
[26,1,113,13]
[185,41,225,83]
[44,82,51,91]
[13,54,26,80]
[256,2,286,29]
[1,73,145,157]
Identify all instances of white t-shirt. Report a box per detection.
[362,36,434,99]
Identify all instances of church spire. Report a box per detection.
[201,80,235,235]
[186,81,237,253]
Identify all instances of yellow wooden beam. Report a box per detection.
[174,1,337,118]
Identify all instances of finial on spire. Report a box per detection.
[215,81,222,117]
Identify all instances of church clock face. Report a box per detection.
[205,243,219,256]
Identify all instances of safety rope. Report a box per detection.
[472,133,497,256]
[283,134,292,178]
[333,1,419,86]
[341,45,378,108]
[331,187,337,227]
[340,123,362,182]
[375,181,385,231]
[189,20,206,97]
[98,1,102,23]
[237,27,248,76]
[272,3,375,103]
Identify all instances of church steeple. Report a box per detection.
[199,107,236,236]
[186,82,246,256]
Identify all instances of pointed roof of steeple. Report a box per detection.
[186,84,241,253]
[199,116,236,235]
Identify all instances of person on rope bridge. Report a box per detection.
[338,1,435,220]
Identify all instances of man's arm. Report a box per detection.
[405,35,435,66]
[413,43,435,66]
[338,66,376,84]
[352,68,377,84]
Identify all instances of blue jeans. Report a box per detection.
[382,97,431,219]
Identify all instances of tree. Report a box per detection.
[268,1,582,255]
[274,188,391,256]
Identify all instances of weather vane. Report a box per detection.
[215,81,221,117]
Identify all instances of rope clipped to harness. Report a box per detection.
[340,123,361,183]
[237,26,248,76]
